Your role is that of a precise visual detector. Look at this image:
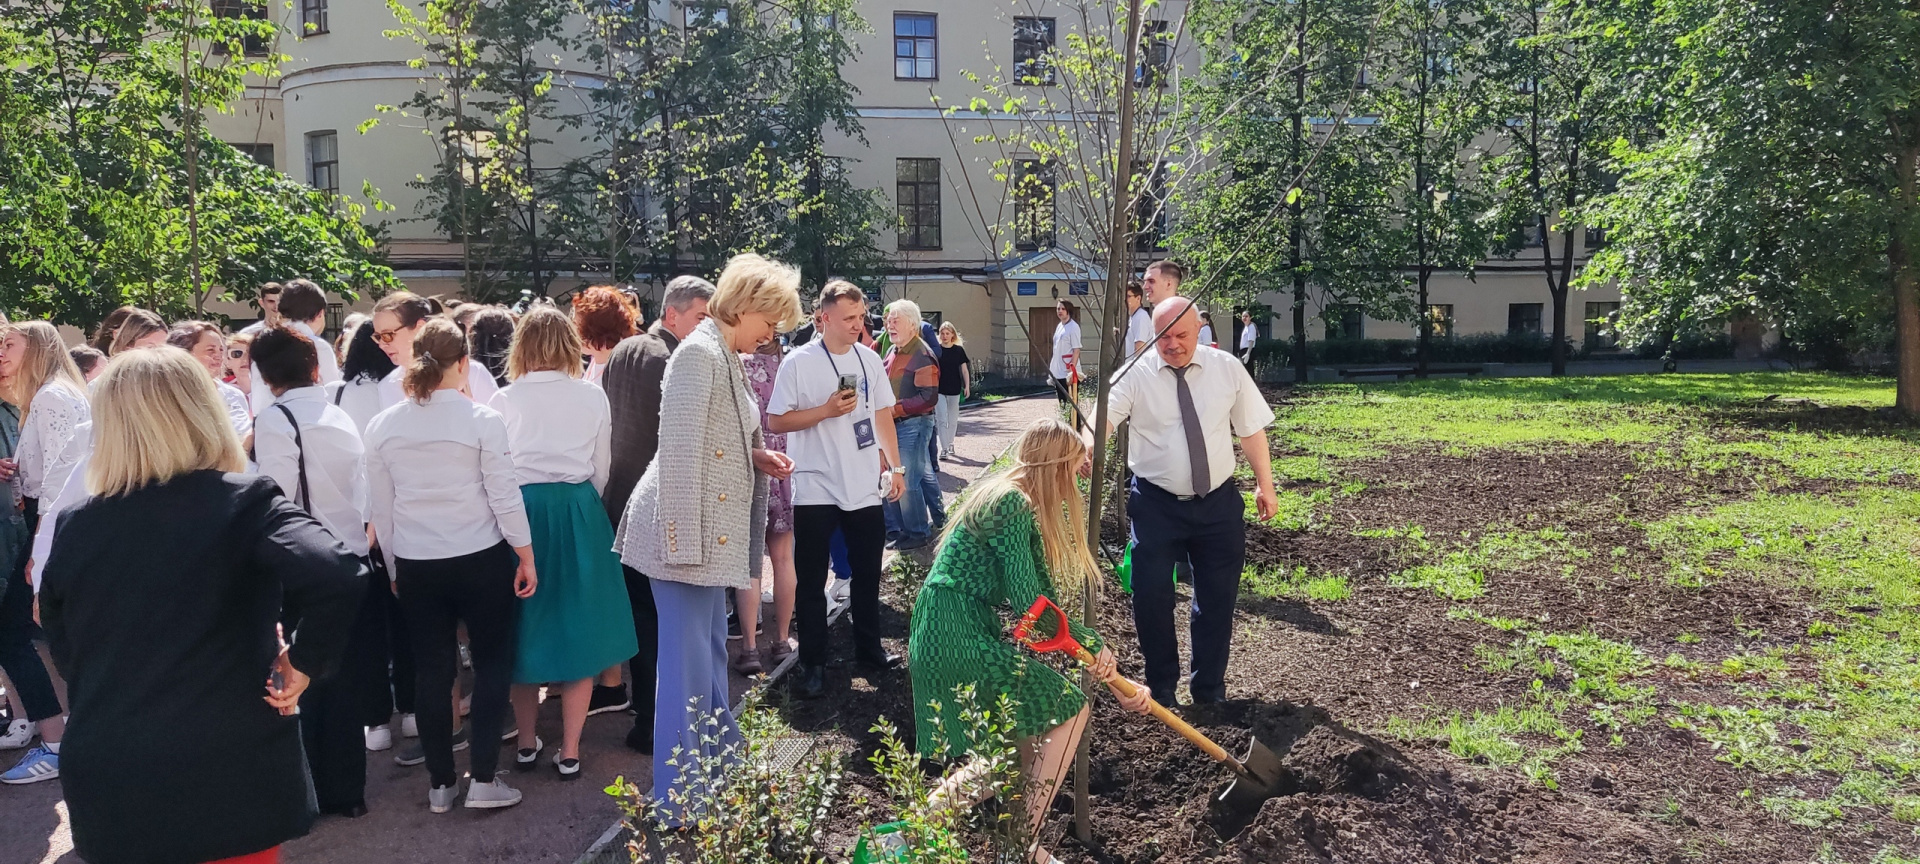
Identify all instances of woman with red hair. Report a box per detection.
[572,286,638,385]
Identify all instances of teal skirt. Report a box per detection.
[513,481,639,684]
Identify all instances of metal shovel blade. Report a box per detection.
[1215,736,1288,816]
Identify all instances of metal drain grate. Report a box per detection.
[763,734,818,774]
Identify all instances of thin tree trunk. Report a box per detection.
[1893,138,1920,415]
[1289,0,1309,384]
[1079,0,1145,843]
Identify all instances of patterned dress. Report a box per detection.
[742,350,792,533]
[909,490,1105,759]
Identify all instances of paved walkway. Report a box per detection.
[0,395,1064,864]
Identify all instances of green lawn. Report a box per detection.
[1258,372,1920,856]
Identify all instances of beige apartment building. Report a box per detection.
[204,0,1620,378]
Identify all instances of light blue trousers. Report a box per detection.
[649,579,741,823]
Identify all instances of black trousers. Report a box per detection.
[793,504,886,667]
[364,551,414,722]
[622,564,658,734]
[299,561,388,811]
[396,542,519,788]
[0,509,58,723]
[1127,478,1247,703]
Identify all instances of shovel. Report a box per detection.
[1012,596,1288,817]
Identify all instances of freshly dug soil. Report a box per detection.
[773,401,1906,863]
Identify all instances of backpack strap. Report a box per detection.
[272,403,311,513]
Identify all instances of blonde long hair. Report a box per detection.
[3,321,88,419]
[942,418,1098,608]
[87,347,245,497]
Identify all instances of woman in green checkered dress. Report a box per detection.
[908,418,1151,864]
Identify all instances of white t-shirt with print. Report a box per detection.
[769,340,897,511]
[1049,318,1082,380]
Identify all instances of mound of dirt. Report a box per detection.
[1055,696,1524,864]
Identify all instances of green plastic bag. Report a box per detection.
[1116,542,1134,593]
[851,822,912,863]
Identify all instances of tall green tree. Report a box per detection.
[1483,0,1618,376]
[1373,0,1498,377]
[1580,0,1920,410]
[1176,0,1394,383]
[2,0,393,323]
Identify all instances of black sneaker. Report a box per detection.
[587,684,630,716]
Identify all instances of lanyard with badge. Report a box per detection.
[821,342,877,451]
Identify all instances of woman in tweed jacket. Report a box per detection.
[614,253,802,822]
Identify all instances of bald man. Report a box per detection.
[1101,298,1278,705]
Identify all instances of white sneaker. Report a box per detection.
[831,579,850,605]
[761,585,775,605]
[464,777,523,809]
[428,782,460,814]
[0,719,32,750]
[400,713,419,738]
[364,724,393,752]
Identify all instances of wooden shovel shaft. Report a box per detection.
[1067,646,1239,768]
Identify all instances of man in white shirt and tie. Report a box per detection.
[1101,298,1279,704]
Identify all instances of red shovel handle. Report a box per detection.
[1013,596,1085,657]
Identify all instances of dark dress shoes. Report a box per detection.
[856,652,904,674]
[794,664,828,699]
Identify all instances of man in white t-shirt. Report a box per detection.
[1125,282,1153,358]
[249,279,341,411]
[1239,309,1259,363]
[1049,299,1081,406]
[769,280,906,700]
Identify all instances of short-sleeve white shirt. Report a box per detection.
[768,340,897,511]
[1105,345,1276,497]
[1049,319,1082,380]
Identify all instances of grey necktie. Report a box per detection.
[1169,364,1210,495]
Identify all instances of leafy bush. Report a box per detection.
[865,685,1034,863]
[608,692,843,863]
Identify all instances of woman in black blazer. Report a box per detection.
[38,347,364,864]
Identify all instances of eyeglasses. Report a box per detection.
[228,348,246,359]
[372,328,404,345]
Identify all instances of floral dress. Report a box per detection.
[742,350,792,533]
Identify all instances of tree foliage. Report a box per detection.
[1578,0,1920,408]
[1,0,394,324]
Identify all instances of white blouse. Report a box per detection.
[256,386,371,557]
[364,390,531,562]
[326,376,392,436]
[17,382,89,502]
[378,362,498,410]
[216,380,253,439]
[487,371,612,492]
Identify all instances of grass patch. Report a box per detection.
[1368,524,1584,601]
[1385,702,1584,788]
[1243,565,1350,602]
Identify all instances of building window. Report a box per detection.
[1132,160,1169,251]
[1013,159,1055,251]
[1135,20,1171,88]
[896,158,941,250]
[1584,225,1606,250]
[687,3,728,30]
[1585,301,1621,349]
[1423,304,1454,339]
[1068,281,1089,295]
[325,303,345,337]
[1013,17,1056,85]
[301,0,328,36]
[1016,281,1038,296]
[1325,304,1364,341]
[213,0,271,56]
[1508,302,1543,335]
[230,142,274,169]
[895,13,937,80]
[306,131,338,195]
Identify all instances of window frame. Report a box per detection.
[1131,159,1169,252]
[230,142,275,169]
[306,130,339,195]
[1507,302,1544,336]
[1135,19,1172,89]
[1325,304,1364,341]
[300,0,329,37]
[1423,304,1455,339]
[1012,158,1056,251]
[212,0,271,57]
[1584,301,1621,350]
[1013,16,1057,86]
[894,13,938,81]
[895,157,942,251]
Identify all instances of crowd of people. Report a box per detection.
[0,252,1282,864]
